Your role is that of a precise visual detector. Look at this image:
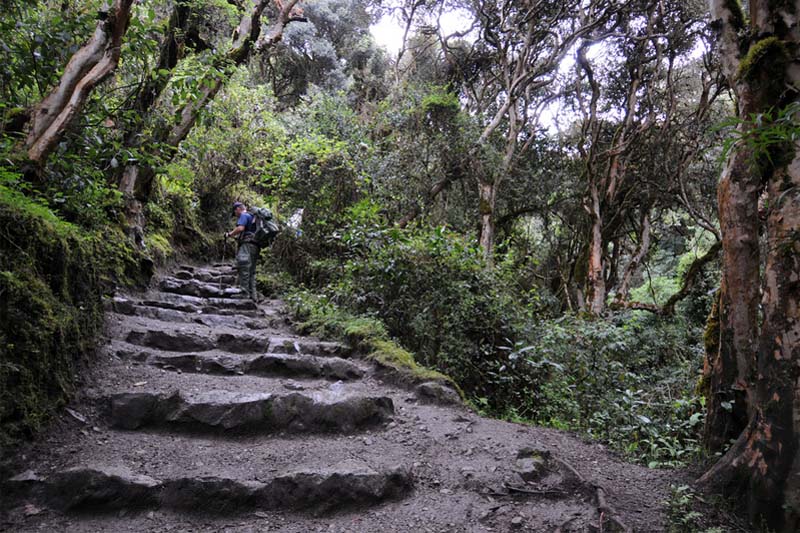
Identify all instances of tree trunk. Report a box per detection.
[478,180,495,263]
[586,182,606,314]
[24,0,134,165]
[703,141,761,452]
[698,0,800,527]
[699,147,800,530]
[613,212,650,304]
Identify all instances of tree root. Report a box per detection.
[552,457,633,532]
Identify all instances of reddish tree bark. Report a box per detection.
[698,0,800,528]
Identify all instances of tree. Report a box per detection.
[698,0,800,529]
[569,0,720,314]
[117,0,305,238]
[23,0,135,166]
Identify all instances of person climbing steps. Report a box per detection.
[225,201,260,302]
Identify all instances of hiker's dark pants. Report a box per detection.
[236,241,259,298]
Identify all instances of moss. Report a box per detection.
[367,339,461,393]
[288,290,462,396]
[0,180,147,451]
[145,233,173,265]
[737,37,789,83]
[421,90,460,116]
[697,293,720,397]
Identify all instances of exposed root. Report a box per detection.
[553,457,633,532]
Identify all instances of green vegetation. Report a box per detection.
[286,290,458,390]
[0,176,146,449]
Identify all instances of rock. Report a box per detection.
[43,466,159,510]
[126,329,214,352]
[160,477,261,511]
[511,515,524,528]
[108,390,394,433]
[110,392,161,430]
[10,470,43,483]
[110,297,137,316]
[414,382,461,406]
[264,461,413,513]
[216,332,270,354]
[513,448,549,482]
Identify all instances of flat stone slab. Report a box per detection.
[146,351,364,381]
[125,329,270,354]
[160,277,244,299]
[8,463,412,513]
[109,390,393,432]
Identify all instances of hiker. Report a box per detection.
[225,202,259,301]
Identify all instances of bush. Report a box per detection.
[496,312,706,466]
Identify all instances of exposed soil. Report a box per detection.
[0,263,701,532]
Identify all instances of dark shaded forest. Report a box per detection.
[1,0,798,530]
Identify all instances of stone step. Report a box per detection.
[123,328,269,354]
[107,297,281,329]
[159,277,244,299]
[121,327,350,357]
[173,269,237,285]
[146,291,261,312]
[111,342,365,381]
[140,298,265,318]
[119,317,353,358]
[108,390,394,433]
[8,462,411,513]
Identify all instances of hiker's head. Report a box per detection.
[233,202,245,217]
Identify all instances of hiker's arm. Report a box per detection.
[226,225,246,238]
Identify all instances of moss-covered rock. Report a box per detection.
[0,181,146,451]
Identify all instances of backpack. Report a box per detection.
[250,207,280,247]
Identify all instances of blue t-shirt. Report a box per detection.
[237,212,256,236]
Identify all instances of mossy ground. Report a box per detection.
[0,182,146,452]
[286,290,461,395]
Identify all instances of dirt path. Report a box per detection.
[1,263,687,532]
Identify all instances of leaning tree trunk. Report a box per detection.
[123,0,301,204]
[24,0,134,165]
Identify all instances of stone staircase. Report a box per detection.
[1,263,675,532]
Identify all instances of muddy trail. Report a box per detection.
[1,263,688,532]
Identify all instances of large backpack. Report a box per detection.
[249,207,280,247]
